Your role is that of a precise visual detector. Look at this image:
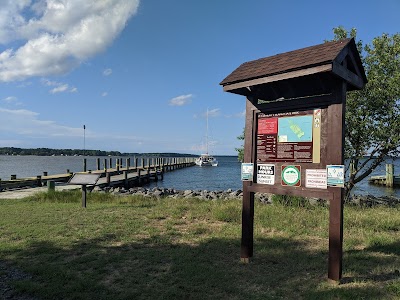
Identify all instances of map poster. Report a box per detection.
[257,109,321,163]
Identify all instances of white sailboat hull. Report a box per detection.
[195,155,218,167]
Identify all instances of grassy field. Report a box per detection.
[0,191,399,299]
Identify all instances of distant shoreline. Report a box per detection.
[0,147,198,157]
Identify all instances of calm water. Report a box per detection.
[0,155,399,197]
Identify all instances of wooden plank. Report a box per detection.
[255,93,335,114]
[223,64,332,92]
[331,61,364,89]
[334,46,349,65]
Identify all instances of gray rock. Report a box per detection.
[153,190,164,198]
[183,190,193,196]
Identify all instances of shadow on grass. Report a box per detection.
[1,234,399,300]
[337,240,400,286]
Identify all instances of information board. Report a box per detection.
[257,109,321,163]
[68,173,101,185]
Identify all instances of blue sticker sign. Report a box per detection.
[241,163,254,181]
[327,165,344,187]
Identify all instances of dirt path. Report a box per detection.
[0,184,81,199]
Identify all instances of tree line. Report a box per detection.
[0,147,195,157]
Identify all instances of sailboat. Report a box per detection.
[195,109,218,167]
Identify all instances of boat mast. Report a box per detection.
[206,108,209,155]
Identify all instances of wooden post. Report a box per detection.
[106,173,111,185]
[11,175,17,180]
[43,171,48,176]
[386,164,394,187]
[97,158,101,170]
[327,81,346,282]
[83,158,87,172]
[103,159,108,171]
[82,185,87,208]
[126,158,130,170]
[109,157,113,168]
[241,97,256,262]
[47,180,55,191]
[36,175,42,186]
[124,171,128,188]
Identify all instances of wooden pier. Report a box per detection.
[0,156,195,191]
[368,164,400,187]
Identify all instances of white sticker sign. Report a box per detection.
[257,164,275,185]
[327,165,345,187]
[305,169,327,189]
[241,163,254,181]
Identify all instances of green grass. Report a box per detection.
[0,191,399,299]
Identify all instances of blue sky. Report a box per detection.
[0,0,399,155]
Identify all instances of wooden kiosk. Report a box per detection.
[220,38,367,281]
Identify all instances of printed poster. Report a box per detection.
[305,169,327,189]
[257,164,275,185]
[257,109,321,163]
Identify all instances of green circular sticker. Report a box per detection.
[282,166,300,186]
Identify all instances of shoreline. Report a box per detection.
[95,186,400,207]
[1,184,399,207]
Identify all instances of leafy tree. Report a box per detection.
[331,27,400,196]
[236,129,244,162]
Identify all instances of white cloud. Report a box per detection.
[207,108,220,117]
[193,108,220,119]
[103,68,112,76]
[50,84,69,94]
[0,139,24,147]
[41,79,59,86]
[225,110,246,118]
[2,96,23,106]
[102,92,108,97]
[41,79,77,93]
[169,94,193,106]
[2,96,17,103]
[0,107,83,137]
[0,0,140,82]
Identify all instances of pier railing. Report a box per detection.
[0,156,196,191]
